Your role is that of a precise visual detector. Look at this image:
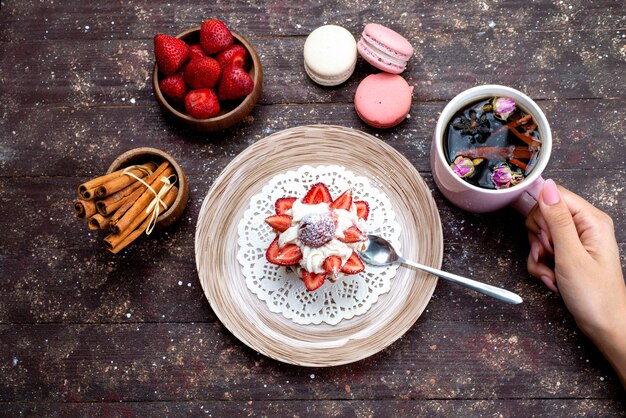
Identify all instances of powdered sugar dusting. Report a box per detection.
[298,213,336,248]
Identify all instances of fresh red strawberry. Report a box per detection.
[216,44,249,68]
[200,19,233,54]
[154,34,190,75]
[265,214,292,232]
[266,238,302,266]
[218,64,254,101]
[184,56,222,89]
[184,88,220,119]
[189,44,207,60]
[340,252,365,275]
[354,201,370,220]
[301,270,327,291]
[323,256,342,278]
[159,72,187,104]
[338,225,366,243]
[330,189,352,211]
[302,182,332,204]
[275,197,297,215]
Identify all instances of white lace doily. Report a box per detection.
[236,165,401,325]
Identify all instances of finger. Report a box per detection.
[526,205,550,237]
[529,239,541,264]
[538,179,587,257]
[539,229,554,255]
[525,208,541,234]
[526,252,558,293]
[538,275,559,293]
[528,234,551,263]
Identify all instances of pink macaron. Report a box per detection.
[354,73,413,129]
[357,23,414,74]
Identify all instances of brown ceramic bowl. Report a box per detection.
[107,147,189,229]
[153,27,263,132]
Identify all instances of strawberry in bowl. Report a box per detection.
[152,19,263,132]
[265,183,370,291]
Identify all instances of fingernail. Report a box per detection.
[530,241,540,263]
[539,230,554,255]
[540,275,559,293]
[543,179,560,206]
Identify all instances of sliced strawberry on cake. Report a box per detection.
[338,225,366,243]
[301,270,326,291]
[330,189,352,211]
[302,182,332,204]
[265,238,302,266]
[323,256,342,279]
[275,197,297,215]
[340,252,365,275]
[354,201,369,220]
[265,214,292,232]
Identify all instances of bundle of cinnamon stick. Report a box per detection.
[73,161,179,254]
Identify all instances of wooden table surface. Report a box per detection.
[1,0,625,416]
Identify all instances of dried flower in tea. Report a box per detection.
[451,156,485,178]
[492,97,516,121]
[491,163,523,189]
[451,156,475,178]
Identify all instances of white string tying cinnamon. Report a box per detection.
[122,165,177,236]
[144,174,177,235]
[121,163,154,178]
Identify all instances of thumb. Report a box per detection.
[538,179,586,256]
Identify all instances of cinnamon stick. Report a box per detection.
[110,166,174,235]
[77,167,129,200]
[509,158,528,171]
[509,127,540,150]
[456,146,533,160]
[105,185,178,253]
[87,213,112,230]
[73,199,97,219]
[524,122,537,133]
[96,181,143,216]
[493,114,533,135]
[86,220,100,231]
[109,161,171,227]
[509,114,532,128]
[95,162,157,198]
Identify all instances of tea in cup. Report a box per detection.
[431,85,552,215]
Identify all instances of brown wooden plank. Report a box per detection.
[1,0,624,41]
[0,101,625,178]
[1,399,625,417]
[1,28,625,108]
[0,321,623,402]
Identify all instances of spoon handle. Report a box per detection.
[399,258,523,304]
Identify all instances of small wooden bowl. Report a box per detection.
[153,27,263,132]
[107,147,189,230]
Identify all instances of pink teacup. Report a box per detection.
[431,85,552,215]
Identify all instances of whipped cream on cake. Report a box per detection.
[264,182,370,291]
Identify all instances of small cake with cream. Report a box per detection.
[264,182,370,291]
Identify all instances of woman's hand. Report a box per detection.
[525,179,626,386]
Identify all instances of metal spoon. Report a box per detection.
[359,235,523,304]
